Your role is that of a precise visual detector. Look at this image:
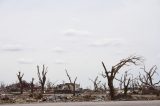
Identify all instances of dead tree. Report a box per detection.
[139,65,160,86]
[135,78,143,91]
[102,55,142,100]
[130,74,134,92]
[101,83,107,93]
[0,81,6,92]
[116,71,131,96]
[30,78,34,94]
[17,71,24,94]
[89,76,101,92]
[123,71,131,96]
[46,80,57,91]
[65,69,77,96]
[119,75,123,90]
[37,65,48,94]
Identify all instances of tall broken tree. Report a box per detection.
[65,69,77,96]
[102,55,142,100]
[30,78,34,94]
[89,76,101,92]
[37,65,48,94]
[17,71,24,94]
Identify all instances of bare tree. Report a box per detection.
[17,71,24,94]
[37,65,48,94]
[102,55,142,100]
[123,71,131,96]
[139,65,160,86]
[130,74,134,92]
[134,78,143,91]
[89,76,101,92]
[0,81,6,92]
[30,78,34,94]
[116,71,132,96]
[46,80,57,91]
[100,82,107,93]
[119,75,123,90]
[65,69,77,96]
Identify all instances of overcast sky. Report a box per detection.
[0,0,160,88]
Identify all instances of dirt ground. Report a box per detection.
[1,92,160,104]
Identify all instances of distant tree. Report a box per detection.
[46,80,57,91]
[30,78,34,94]
[89,76,101,92]
[102,55,142,100]
[134,77,143,91]
[37,65,48,94]
[17,71,24,94]
[102,83,107,92]
[118,75,123,90]
[65,69,77,96]
[117,71,131,96]
[0,81,6,92]
[139,65,160,86]
[46,80,52,90]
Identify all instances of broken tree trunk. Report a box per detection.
[17,71,24,94]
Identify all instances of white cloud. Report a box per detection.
[17,58,34,64]
[1,44,23,52]
[63,29,90,36]
[52,47,65,53]
[90,38,125,47]
[54,60,66,65]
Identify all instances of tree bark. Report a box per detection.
[73,83,76,96]
[108,80,115,100]
[41,85,44,94]
[20,81,23,94]
[124,87,127,96]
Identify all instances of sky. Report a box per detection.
[0,0,160,88]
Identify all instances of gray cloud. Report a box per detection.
[52,47,65,53]
[54,60,66,65]
[63,29,90,36]
[1,44,23,52]
[17,58,34,64]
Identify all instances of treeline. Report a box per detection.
[0,55,160,100]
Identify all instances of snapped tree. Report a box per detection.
[65,69,77,96]
[30,78,34,94]
[102,55,142,100]
[37,65,48,94]
[17,71,24,94]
